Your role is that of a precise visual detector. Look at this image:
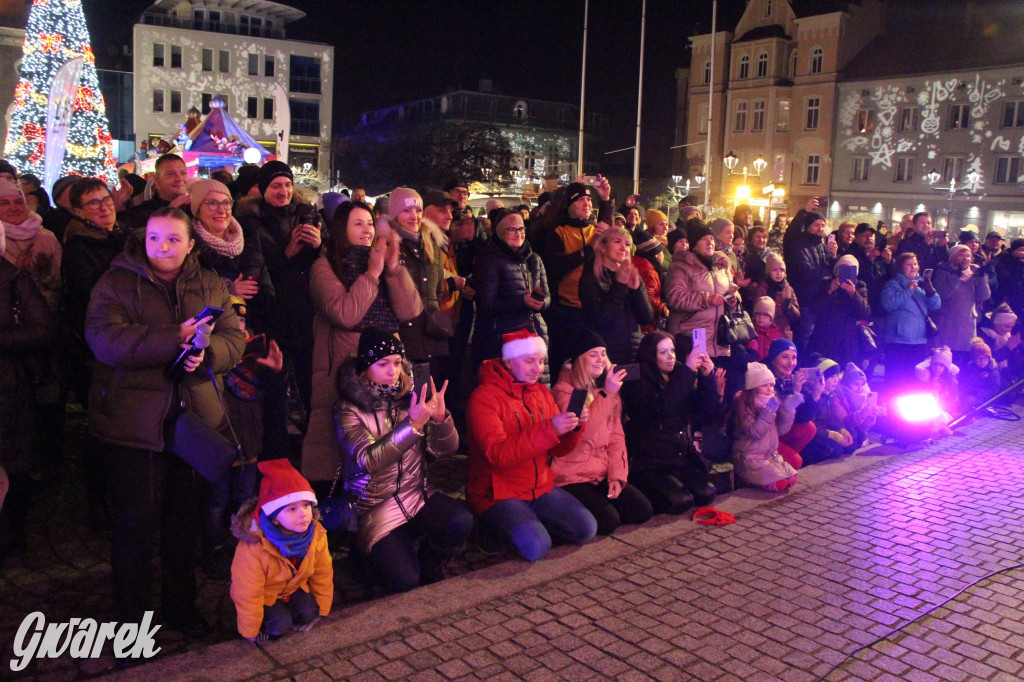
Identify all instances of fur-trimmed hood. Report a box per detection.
[335,356,413,413]
[231,497,322,545]
[386,215,449,255]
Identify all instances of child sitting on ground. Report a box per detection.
[812,359,857,455]
[746,296,784,362]
[729,362,800,492]
[915,346,959,416]
[833,363,879,448]
[230,459,333,642]
[959,337,1002,411]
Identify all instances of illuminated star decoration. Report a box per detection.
[3,0,118,183]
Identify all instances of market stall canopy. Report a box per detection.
[186,94,273,166]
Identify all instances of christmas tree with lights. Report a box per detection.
[3,0,117,183]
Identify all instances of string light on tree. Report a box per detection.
[3,0,118,184]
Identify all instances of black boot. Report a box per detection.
[417,542,452,586]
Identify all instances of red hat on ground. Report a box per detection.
[256,459,317,519]
[502,329,547,360]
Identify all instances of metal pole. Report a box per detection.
[633,0,647,195]
[577,0,589,176]
[704,0,717,209]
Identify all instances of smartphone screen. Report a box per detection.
[567,389,588,419]
[923,268,934,278]
[412,362,431,398]
[195,306,224,322]
[619,363,641,381]
[692,328,707,356]
[837,264,858,286]
[765,395,779,411]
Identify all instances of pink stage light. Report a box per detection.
[893,393,942,423]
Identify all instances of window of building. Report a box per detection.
[738,55,750,79]
[153,43,164,67]
[765,0,773,16]
[698,102,708,134]
[170,90,181,114]
[948,103,970,130]
[942,156,965,183]
[734,101,748,131]
[247,97,258,119]
[856,109,875,133]
[265,56,275,78]
[1002,100,1024,128]
[192,9,203,24]
[248,53,259,76]
[201,93,212,115]
[995,156,1022,184]
[289,55,322,94]
[777,100,790,132]
[513,101,528,120]
[263,98,274,120]
[170,45,181,69]
[810,47,823,74]
[806,155,821,184]
[752,101,765,132]
[894,156,915,182]
[153,89,164,113]
[289,99,320,136]
[208,10,221,32]
[219,50,229,73]
[790,51,797,78]
[703,61,711,85]
[805,97,820,130]
[852,157,870,181]
[756,52,768,78]
[201,48,213,72]
[899,106,919,132]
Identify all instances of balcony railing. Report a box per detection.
[140,13,285,39]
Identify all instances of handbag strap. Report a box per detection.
[910,291,932,319]
[327,462,344,498]
[202,364,243,457]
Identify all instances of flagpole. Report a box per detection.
[577,0,589,176]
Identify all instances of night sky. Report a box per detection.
[84,0,750,184]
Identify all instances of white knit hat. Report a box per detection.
[745,362,775,390]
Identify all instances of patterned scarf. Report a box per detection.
[194,217,244,257]
[368,379,403,401]
[2,213,42,241]
[258,510,314,559]
[340,245,399,331]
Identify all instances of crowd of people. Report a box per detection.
[1,153,1023,654]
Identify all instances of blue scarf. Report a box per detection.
[258,511,315,559]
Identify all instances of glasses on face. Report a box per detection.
[81,196,115,210]
[202,199,233,212]
[450,189,469,197]
[505,227,526,235]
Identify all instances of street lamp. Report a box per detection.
[928,167,980,232]
[723,150,767,179]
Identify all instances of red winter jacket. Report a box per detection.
[747,323,784,362]
[466,359,582,515]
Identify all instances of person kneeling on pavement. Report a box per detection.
[230,459,333,642]
[335,327,473,592]
[467,329,598,561]
[728,362,799,492]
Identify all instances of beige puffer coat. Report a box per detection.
[334,359,459,554]
[664,249,738,357]
[731,391,801,487]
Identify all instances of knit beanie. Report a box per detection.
[958,229,979,244]
[817,358,841,381]
[189,178,231,216]
[766,251,786,274]
[387,187,422,221]
[835,254,859,276]
[970,336,992,359]
[745,362,775,389]
[686,219,714,248]
[256,459,317,519]
[805,211,826,225]
[645,209,667,226]
[356,327,405,372]
[50,175,80,204]
[709,218,733,240]
[567,328,606,362]
[564,182,590,207]
[634,230,665,256]
[0,178,24,200]
[948,243,972,262]
[236,164,261,196]
[1011,238,1024,252]
[753,296,776,319]
[840,362,866,386]
[257,160,293,196]
[767,338,797,368]
[613,212,626,225]
[502,329,547,360]
[321,191,348,223]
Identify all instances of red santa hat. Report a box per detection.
[256,459,317,519]
[502,329,547,360]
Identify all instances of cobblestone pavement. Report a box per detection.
[3,407,1024,680]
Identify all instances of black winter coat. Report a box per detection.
[61,219,127,345]
[806,278,872,368]
[578,267,654,365]
[621,363,718,473]
[237,198,320,349]
[473,238,550,365]
[787,231,833,310]
[194,225,275,332]
[994,251,1024,319]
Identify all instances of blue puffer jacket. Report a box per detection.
[881,273,941,345]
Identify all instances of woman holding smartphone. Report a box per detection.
[729,363,800,492]
[551,331,653,535]
[881,253,941,392]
